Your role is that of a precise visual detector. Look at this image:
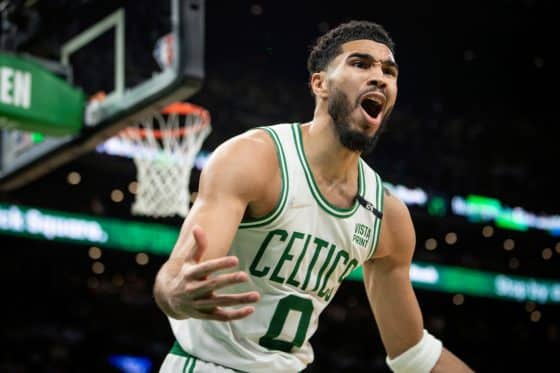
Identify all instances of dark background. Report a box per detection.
[1,0,558,372]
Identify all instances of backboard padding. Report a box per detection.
[0,0,205,190]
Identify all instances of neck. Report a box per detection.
[301,110,361,184]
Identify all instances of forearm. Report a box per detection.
[364,260,424,358]
[432,347,474,373]
[368,194,473,372]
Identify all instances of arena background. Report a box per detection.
[0,0,557,372]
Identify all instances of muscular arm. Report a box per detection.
[363,191,473,372]
[153,129,277,320]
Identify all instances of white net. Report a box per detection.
[118,103,211,218]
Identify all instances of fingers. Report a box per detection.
[196,306,257,322]
[193,291,260,309]
[211,306,256,321]
[185,224,207,263]
[186,270,249,297]
[185,256,240,280]
[185,290,260,321]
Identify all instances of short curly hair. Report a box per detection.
[307,20,395,75]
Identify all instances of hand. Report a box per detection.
[167,225,260,321]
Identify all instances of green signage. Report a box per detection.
[0,203,178,255]
[2,202,559,304]
[348,262,560,304]
[0,53,84,136]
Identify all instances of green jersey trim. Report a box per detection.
[291,123,364,218]
[183,355,196,373]
[170,340,187,357]
[170,341,244,373]
[239,126,289,228]
[366,171,385,259]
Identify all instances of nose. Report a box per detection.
[367,63,387,89]
[367,77,386,89]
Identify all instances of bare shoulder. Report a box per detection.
[199,128,279,200]
[372,187,416,263]
[210,127,276,160]
[383,187,414,230]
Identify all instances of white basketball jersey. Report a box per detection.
[169,123,385,372]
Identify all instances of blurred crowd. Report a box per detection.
[1,1,557,371]
[1,233,557,372]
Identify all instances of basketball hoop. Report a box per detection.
[118,102,211,218]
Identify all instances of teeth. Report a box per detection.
[362,91,385,105]
[365,97,383,106]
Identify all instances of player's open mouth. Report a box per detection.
[359,92,385,121]
[361,99,382,118]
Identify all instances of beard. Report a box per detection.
[327,88,392,155]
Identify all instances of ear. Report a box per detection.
[310,72,329,99]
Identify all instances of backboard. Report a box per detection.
[0,0,205,190]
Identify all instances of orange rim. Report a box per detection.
[121,102,210,139]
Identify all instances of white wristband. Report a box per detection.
[386,329,443,373]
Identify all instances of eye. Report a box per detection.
[352,60,369,69]
[383,67,398,77]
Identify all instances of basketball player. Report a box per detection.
[154,20,473,372]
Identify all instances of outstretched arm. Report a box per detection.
[153,129,277,321]
[363,190,473,372]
